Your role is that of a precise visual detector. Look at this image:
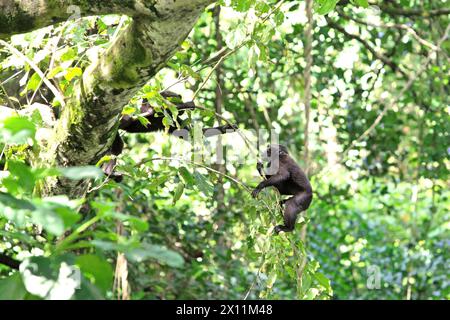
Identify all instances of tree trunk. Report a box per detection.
[0,0,215,198]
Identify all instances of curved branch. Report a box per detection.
[376,4,450,18]
[1,0,216,38]
[337,11,440,51]
[0,0,135,38]
[326,17,407,77]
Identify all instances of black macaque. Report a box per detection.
[252,144,313,233]
[103,90,236,181]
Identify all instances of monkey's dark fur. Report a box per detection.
[252,144,313,233]
[104,91,236,181]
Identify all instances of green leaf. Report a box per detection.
[90,201,115,217]
[314,272,331,290]
[232,0,255,12]
[180,65,202,81]
[75,254,113,295]
[274,11,285,26]
[64,67,82,81]
[172,182,185,205]
[60,48,77,61]
[59,166,104,180]
[126,243,184,268]
[7,161,36,193]
[1,116,36,144]
[33,167,61,180]
[20,256,80,300]
[162,115,173,129]
[137,115,150,127]
[149,174,171,189]
[316,0,338,15]
[127,216,149,232]
[122,105,136,115]
[193,171,214,197]
[0,230,38,245]
[354,0,369,8]
[47,66,64,79]
[255,2,270,15]
[74,277,105,300]
[96,18,108,33]
[30,207,65,236]
[0,192,35,210]
[179,166,195,185]
[91,240,126,251]
[30,197,80,236]
[102,210,149,232]
[26,72,42,92]
[266,272,277,289]
[225,24,247,50]
[0,273,28,300]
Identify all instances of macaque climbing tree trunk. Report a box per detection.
[0,0,215,198]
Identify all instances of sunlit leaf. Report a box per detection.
[75,255,113,295]
[26,72,41,92]
[64,67,82,81]
[0,116,36,144]
[315,0,338,15]
[179,167,195,185]
[126,243,184,268]
[193,171,214,196]
[59,166,104,180]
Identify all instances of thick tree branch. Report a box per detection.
[0,253,20,269]
[36,0,215,197]
[0,0,135,38]
[0,0,216,38]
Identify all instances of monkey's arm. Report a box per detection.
[203,124,238,137]
[252,171,289,198]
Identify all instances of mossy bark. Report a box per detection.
[2,0,215,197]
[1,0,136,38]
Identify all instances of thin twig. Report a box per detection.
[338,11,440,51]
[0,40,66,107]
[138,156,251,191]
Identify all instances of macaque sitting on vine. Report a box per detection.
[252,144,313,233]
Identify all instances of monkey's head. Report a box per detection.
[264,144,289,159]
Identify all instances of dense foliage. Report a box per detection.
[0,0,448,300]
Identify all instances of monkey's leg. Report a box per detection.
[111,134,124,156]
[279,197,293,207]
[275,192,312,233]
[274,200,299,233]
[278,197,292,215]
[102,134,124,182]
[294,190,313,211]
